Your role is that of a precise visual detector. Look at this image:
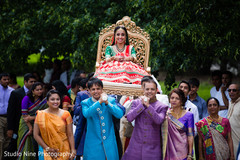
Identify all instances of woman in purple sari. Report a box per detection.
[17,82,46,160]
[162,88,194,160]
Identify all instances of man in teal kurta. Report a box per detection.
[81,78,124,160]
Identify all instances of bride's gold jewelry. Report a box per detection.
[117,28,125,34]
[116,44,125,52]
[132,57,136,63]
[130,57,134,62]
[118,28,124,31]
[111,56,115,61]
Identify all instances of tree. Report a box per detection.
[1,0,240,90]
[125,0,240,90]
[0,0,129,73]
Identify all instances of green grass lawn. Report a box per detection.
[159,81,212,101]
[197,82,212,101]
[17,76,24,87]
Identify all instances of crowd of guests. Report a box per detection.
[0,70,239,160]
[0,25,240,160]
[0,70,89,160]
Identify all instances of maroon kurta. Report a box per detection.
[122,99,168,160]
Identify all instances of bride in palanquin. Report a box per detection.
[94,26,149,85]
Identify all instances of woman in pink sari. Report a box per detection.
[196,97,234,160]
[162,88,194,160]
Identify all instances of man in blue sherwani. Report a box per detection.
[81,78,124,160]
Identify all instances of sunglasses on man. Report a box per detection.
[228,89,239,92]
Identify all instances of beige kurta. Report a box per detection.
[228,97,240,157]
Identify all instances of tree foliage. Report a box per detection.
[1,0,240,90]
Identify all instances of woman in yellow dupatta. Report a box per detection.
[34,90,76,160]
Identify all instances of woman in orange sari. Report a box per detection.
[33,90,76,160]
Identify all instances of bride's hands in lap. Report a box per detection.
[112,56,134,62]
[107,56,134,62]
[113,56,125,62]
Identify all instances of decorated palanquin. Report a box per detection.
[95,16,151,96]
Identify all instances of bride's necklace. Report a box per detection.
[116,44,125,52]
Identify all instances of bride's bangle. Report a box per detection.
[132,57,136,62]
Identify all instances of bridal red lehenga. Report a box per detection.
[94,45,149,85]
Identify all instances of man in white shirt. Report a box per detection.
[210,70,231,118]
[178,81,199,132]
[0,73,14,158]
